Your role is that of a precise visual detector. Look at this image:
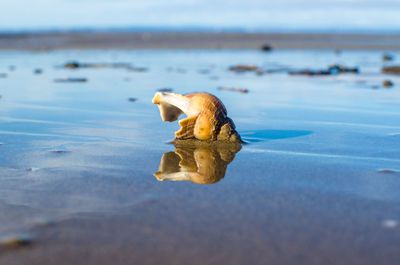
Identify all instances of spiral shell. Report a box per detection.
[152,92,241,142]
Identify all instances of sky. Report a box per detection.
[1,0,400,33]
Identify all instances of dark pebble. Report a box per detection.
[54,78,87,83]
[260,44,272,51]
[382,53,394,61]
[49,150,69,154]
[383,80,394,87]
[0,234,33,248]
[289,64,359,76]
[128,98,137,102]
[34,68,43,74]
[64,61,81,69]
[0,73,7,78]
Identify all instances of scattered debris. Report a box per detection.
[382,66,400,74]
[157,88,173,92]
[382,53,394,62]
[0,73,7,78]
[63,61,133,69]
[218,86,249,93]
[229,64,259,73]
[260,44,272,52]
[128,97,137,102]
[33,68,43,75]
[0,234,33,248]
[54,77,87,83]
[289,64,359,76]
[383,80,394,87]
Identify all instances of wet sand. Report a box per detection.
[1,32,400,50]
[0,47,400,264]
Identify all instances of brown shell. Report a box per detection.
[152,92,241,142]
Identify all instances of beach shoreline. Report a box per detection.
[1,32,400,50]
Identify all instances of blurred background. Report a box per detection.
[1,0,400,33]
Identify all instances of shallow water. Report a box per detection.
[0,49,400,264]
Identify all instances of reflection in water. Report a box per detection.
[241,130,313,143]
[154,142,241,184]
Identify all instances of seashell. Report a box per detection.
[152,92,241,142]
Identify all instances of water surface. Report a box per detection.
[0,49,400,264]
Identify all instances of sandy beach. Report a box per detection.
[0,33,400,265]
[2,32,400,50]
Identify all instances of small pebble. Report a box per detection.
[49,150,69,154]
[34,68,43,75]
[382,219,398,229]
[0,73,7,78]
[128,97,137,102]
[27,167,39,172]
[54,77,87,83]
[64,61,80,69]
[8,65,15,71]
[0,234,33,248]
[383,80,394,87]
[382,53,394,61]
[260,44,272,51]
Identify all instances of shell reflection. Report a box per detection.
[154,142,241,184]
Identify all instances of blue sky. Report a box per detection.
[1,0,400,32]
